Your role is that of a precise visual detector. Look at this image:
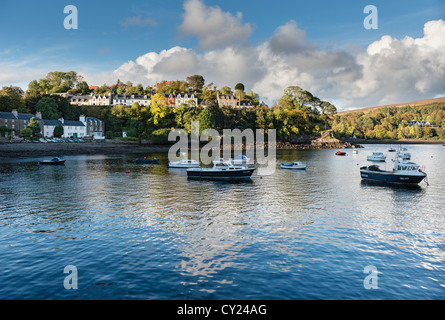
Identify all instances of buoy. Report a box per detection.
[126,170,130,174]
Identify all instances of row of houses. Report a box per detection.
[63,92,253,108]
[0,109,105,139]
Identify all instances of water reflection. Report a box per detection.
[0,145,444,299]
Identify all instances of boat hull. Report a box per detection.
[360,169,426,185]
[187,168,255,180]
[168,164,200,168]
[134,159,159,164]
[280,164,306,170]
[367,157,386,162]
[39,160,66,165]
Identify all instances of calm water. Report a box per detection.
[0,144,444,300]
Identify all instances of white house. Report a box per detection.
[90,94,112,106]
[112,94,151,106]
[175,93,198,107]
[43,117,86,138]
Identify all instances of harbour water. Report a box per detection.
[0,144,444,299]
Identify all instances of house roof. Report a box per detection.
[17,113,42,120]
[64,120,85,127]
[0,112,17,119]
[85,117,102,123]
[44,120,63,126]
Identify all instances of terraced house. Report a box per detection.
[0,109,43,136]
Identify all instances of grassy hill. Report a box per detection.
[339,97,445,115]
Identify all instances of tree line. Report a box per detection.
[331,104,445,140]
[2,70,444,142]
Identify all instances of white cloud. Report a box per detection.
[178,0,254,50]
[106,18,445,110]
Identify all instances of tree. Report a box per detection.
[54,125,64,138]
[235,83,245,91]
[197,108,215,134]
[0,87,27,112]
[35,97,61,120]
[20,128,33,138]
[219,86,232,95]
[27,117,41,136]
[187,75,205,91]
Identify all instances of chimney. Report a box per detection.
[58,117,64,124]
[79,115,86,124]
[11,109,18,117]
[36,111,42,119]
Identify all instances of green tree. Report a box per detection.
[54,125,64,138]
[187,75,205,91]
[27,117,41,136]
[35,97,61,120]
[20,128,33,138]
[197,108,216,134]
[0,87,27,112]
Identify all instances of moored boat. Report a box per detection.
[336,151,346,156]
[133,158,159,164]
[39,157,66,165]
[187,158,255,180]
[280,162,306,170]
[367,152,386,162]
[229,155,251,165]
[168,158,200,168]
[360,158,427,185]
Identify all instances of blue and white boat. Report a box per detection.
[367,152,386,162]
[229,155,251,165]
[187,159,255,180]
[360,158,427,185]
[280,162,306,170]
[39,157,66,165]
[133,158,159,164]
[168,158,200,168]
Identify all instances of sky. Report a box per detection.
[0,0,444,110]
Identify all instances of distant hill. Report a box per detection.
[339,97,445,115]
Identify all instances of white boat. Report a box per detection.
[352,149,358,154]
[187,159,255,180]
[168,158,200,168]
[280,162,306,170]
[229,155,251,165]
[367,152,386,162]
[397,152,411,160]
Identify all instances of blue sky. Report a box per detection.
[1,0,444,109]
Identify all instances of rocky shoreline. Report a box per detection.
[0,139,361,159]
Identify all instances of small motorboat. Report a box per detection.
[280,162,306,170]
[168,158,200,168]
[388,147,396,152]
[360,158,427,185]
[133,158,159,164]
[367,152,386,162]
[397,152,411,160]
[229,155,251,165]
[352,149,359,154]
[187,158,255,180]
[39,157,66,165]
[336,151,346,156]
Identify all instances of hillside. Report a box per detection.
[339,97,445,115]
